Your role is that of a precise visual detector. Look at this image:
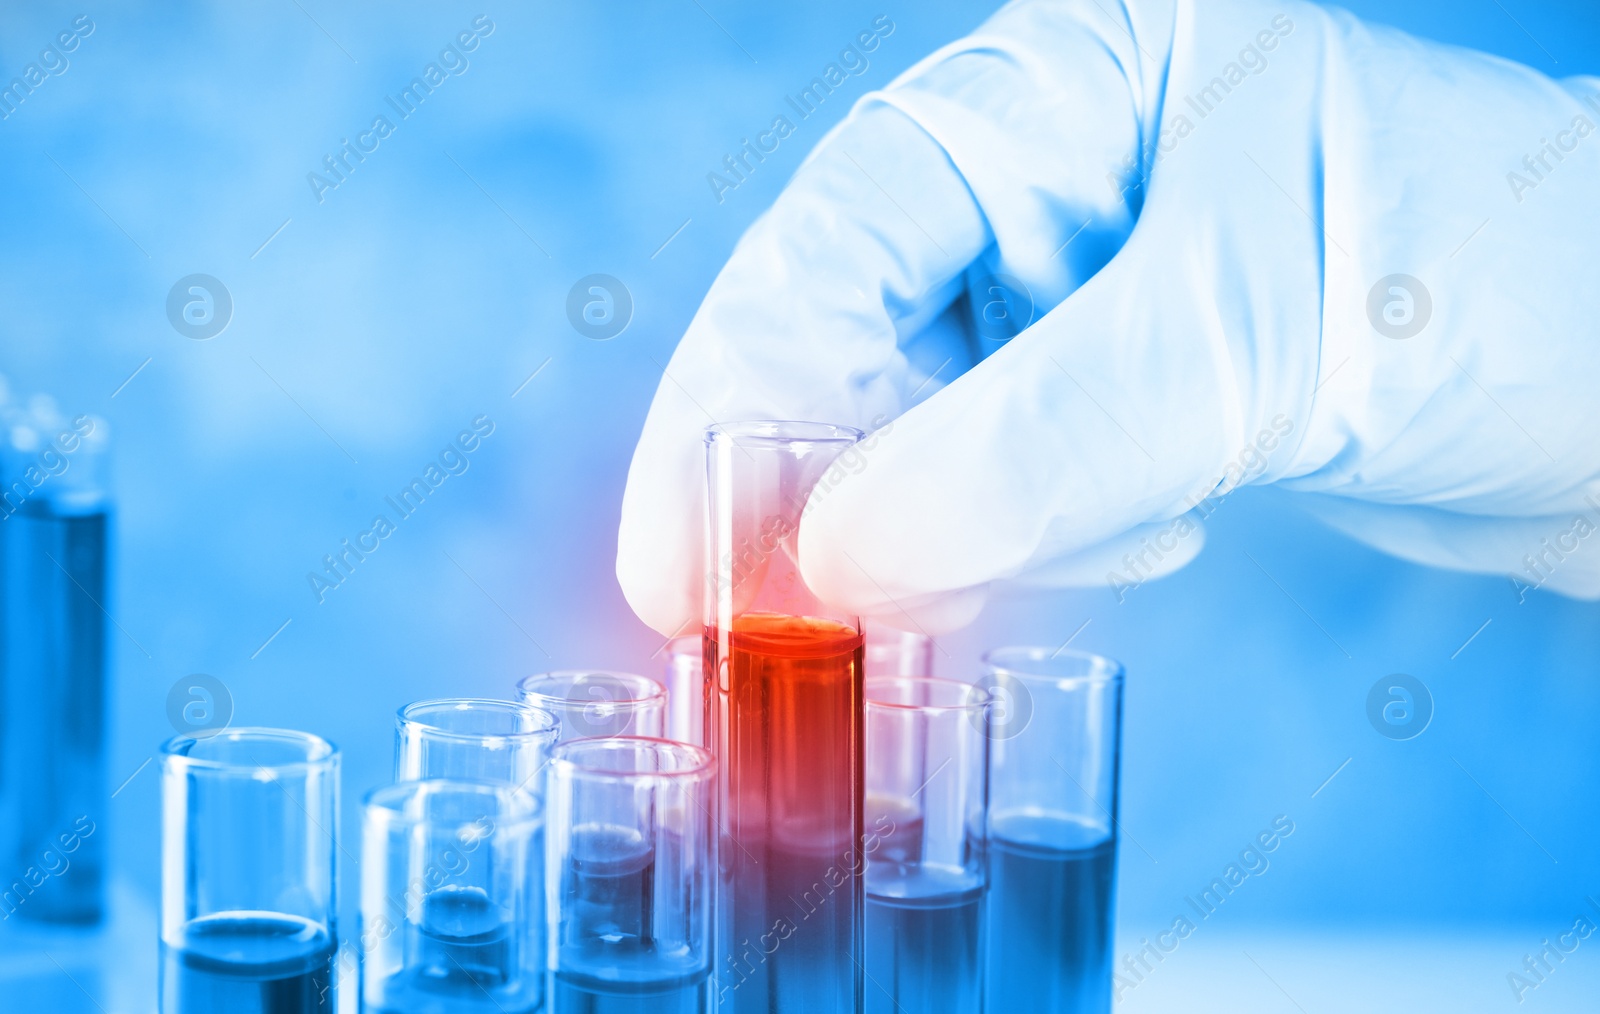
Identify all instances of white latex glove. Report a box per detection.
[617,0,1600,637]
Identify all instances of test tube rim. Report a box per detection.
[362,777,542,832]
[516,670,669,708]
[704,419,865,449]
[159,726,338,774]
[396,696,560,744]
[864,675,993,714]
[548,735,716,783]
[980,646,1126,688]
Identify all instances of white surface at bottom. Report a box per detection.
[1111,928,1599,1013]
[3,894,1595,1013]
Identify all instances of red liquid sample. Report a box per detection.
[705,612,864,1013]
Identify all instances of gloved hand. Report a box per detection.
[618,0,1600,636]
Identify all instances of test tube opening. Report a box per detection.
[394,697,559,787]
[517,670,668,742]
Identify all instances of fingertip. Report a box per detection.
[615,535,699,639]
[615,467,703,639]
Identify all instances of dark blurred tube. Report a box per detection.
[0,390,110,925]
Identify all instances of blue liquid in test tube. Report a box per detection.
[0,400,110,924]
[864,871,986,1013]
[982,647,1124,1014]
[162,911,336,1012]
[987,817,1116,1013]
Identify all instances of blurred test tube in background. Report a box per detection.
[517,671,667,744]
[862,623,933,678]
[660,636,703,745]
[0,384,110,926]
[361,780,543,1014]
[160,728,341,1014]
[864,677,991,1014]
[545,737,715,1013]
[982,647,1124,1014]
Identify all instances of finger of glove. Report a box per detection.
[616,105,989,636]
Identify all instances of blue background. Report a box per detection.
[0,0,1596,1009]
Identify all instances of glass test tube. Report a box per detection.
[396,698,559,791]
[863,623,933,677]
[0,400,110,923]
[981,647,1124,1014]
[661,635,704,744]
[160,728,340,1014]
[704,420,866,1012]
[517,670,667,743]
[864,677,991,1014]
[361,780,543,1014]
[545,737,715,1012]
[395,695,559,1008]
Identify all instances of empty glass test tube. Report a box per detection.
[981,647,1124,1014]
[864,677,991,1014]
[361,780,543,1014]
[160,728,340,1014]
[517,670,667,743]
[545,737,714,1012]
[396,698,558,791]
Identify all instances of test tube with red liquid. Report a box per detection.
[704,420,866,1013]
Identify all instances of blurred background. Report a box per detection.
[0,0,1595,1010]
